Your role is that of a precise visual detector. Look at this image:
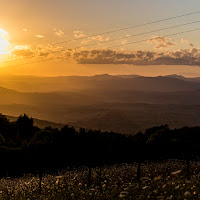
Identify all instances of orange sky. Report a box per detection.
[0,62,199,78]
[0,0,200,77]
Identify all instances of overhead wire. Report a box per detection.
[1,9,200,60]
[52,10,200,46]
[2,27,200,69]
[1,19,200,65]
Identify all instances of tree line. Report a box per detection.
[0,113,199,178]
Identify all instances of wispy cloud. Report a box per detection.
[54,29,64,37]
[74,30,86,39]
[121,39,128,45]
[181,38,194,47]
[10,43,200,66]
[147,36,176,49]
[181,38,188,44]
[11,45,34,57]
[81,35,110,44]
[35,35,44,38]
[90,35,110,42]
[61,48,200,66]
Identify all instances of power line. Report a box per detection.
[107,27,200,49]
[52,10,200,46]
[1,9,200,59]
[2,27,200,70]
[76,20,200,49]
[2,20,200,65]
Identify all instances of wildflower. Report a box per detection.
[56,180,59,185]
[55,176,63,179]
[153,176,161,181]
[171,170,181,175]
[175,185,180,189]
[157,196,164,199]
[119,191,128,198]
[184,191,191,197]
[166,196,173,200]
[141,177,151,181]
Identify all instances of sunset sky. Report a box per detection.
[0,0,200,76]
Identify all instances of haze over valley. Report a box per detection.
[1,74,200,134]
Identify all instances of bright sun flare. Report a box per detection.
[0,28,9,55]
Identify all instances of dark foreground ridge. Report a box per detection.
[0,113,199,177]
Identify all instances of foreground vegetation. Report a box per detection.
[1,113,200,199]
[0,113,199,175]
[0,160,199,199]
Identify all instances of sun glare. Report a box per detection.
[0,28,9,55]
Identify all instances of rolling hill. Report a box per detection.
[0,74,200,134]
[1,74,200,93]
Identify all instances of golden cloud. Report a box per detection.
[147,36,176,49]
[10,43,200,66]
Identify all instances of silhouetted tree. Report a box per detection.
[0,114,10,139]
[16,114,34,141]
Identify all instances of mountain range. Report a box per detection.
[1,74,200,134]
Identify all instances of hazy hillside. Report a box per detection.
[6,115,64,129]
[1,74,200,134]
[1,74,200,93]
[0,87,99,106]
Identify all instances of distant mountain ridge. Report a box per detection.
[6,115,64,129]
[0,74,200,93]
[0,74,200,134]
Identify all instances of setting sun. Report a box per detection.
[0,28,9,55]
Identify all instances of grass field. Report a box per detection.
[0,160,200,199]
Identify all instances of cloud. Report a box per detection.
[54,29,64,37]
[90,35,110,42]
[12,49,34,57]
[60,48,200,66]
[11,44,63,58]
[68,49,157,64]
[74,31,86,39]
[73,30,110,44]
[181,38,188,44]
[81,35,110,44]
[11,45,34,57]
[10,42,200,66]
[23,29,28,32]
[81,39,90,44]
[35,35,44,38]
[147,36,176,49]
[181,38,194,47]
[190,43,194,47]
[121,39,128,45]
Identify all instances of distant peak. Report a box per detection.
[165,74,186,79]
[93,74,111,77]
